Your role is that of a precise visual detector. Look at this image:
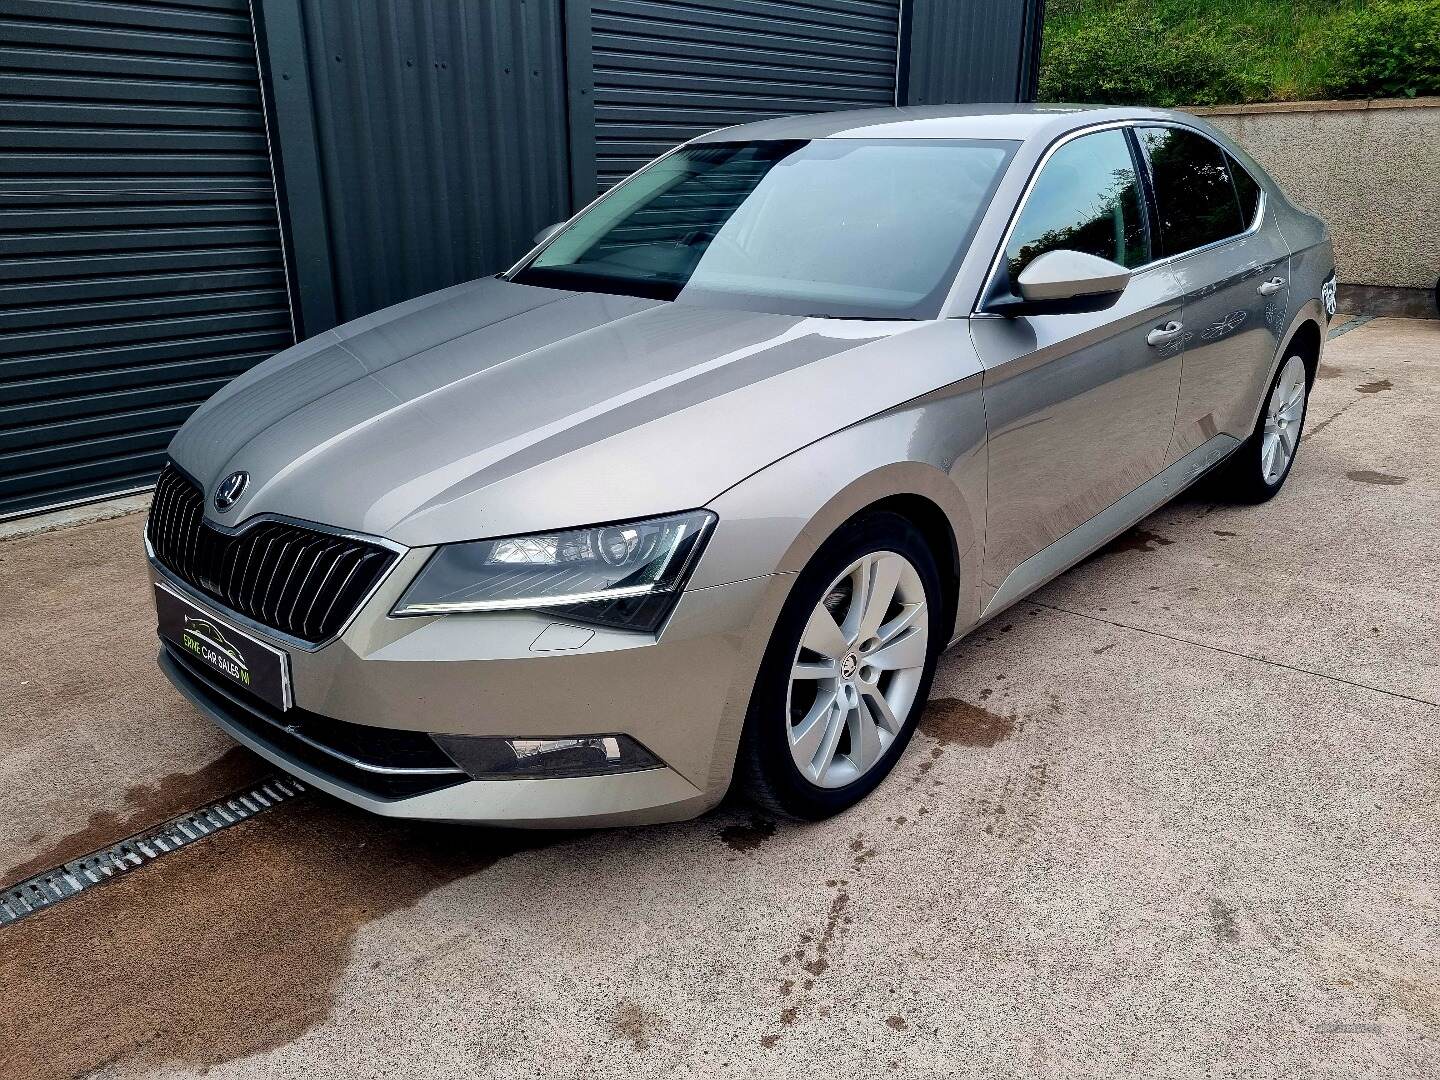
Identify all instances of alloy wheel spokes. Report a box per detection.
[866,603,927,671]
[787,550,930,788]
[801,604,848,661]
[858,683,903,735]
[1261,355,1307,484]
[847,696,885,773]
[851,553,904,644]
[790,689,840,769]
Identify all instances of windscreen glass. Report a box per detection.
[511,138,1016,319]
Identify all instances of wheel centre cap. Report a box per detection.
[840,653,859,679]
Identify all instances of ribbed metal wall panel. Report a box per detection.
[900,0,1044,106]
[577,0,902,192]
[0,0,294,518]
[270,0,571,325]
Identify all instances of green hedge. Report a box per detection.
[1321,0,1440,99]
[1040,0,1440,106]
[1040,7,1259,107]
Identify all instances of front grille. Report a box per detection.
[162,644,466,801]
[148,465,398,643]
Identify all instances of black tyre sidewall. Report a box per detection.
[737,512,944,820]
[1230,355,1310,502]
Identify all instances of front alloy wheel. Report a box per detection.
[788,553,929,788]
[737,511,943,820]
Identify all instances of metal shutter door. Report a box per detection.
[585,0,901,190]
[0,0,295,519]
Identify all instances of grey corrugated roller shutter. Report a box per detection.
[587,0,902,189]
[0,0,295,519]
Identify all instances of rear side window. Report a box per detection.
[1004,127,1148,286]
[1227,151,1262,225]
[1137,126,1244,257]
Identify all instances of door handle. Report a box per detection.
[1147,321,1185,346]
[1257,277,1286,296]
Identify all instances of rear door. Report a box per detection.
[1133,126,1290,464]
[971,126,1183,604]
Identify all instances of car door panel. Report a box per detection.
[1132,125,1291,466]
[972,271,1183,604]
[1164,233,1289,463]
[968,125,1183,607]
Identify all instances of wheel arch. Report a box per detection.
[839,492,962,642]
[1243,299,1327,432]
[694,397,987,801]
[1286,317,1324,386]
[696,414,985,645]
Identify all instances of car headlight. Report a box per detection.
[392,510,716,632]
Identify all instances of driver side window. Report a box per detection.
[1004,128,1148,288]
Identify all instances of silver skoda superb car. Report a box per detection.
[149,105,1334,826]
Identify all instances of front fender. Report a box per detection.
[692,371,988,637]
[685,375,988,799]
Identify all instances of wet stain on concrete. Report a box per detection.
[1305,400,1361,441]
[610,1001,664,1051]
[1345,470,1408,486]
[1099,527,1175,556]
[1209,896,1241,943]
[922,699,1016,748]
[1355,378,1393,394]
[765,880,852,1047]
[720,816,777,853]
[1093,641,1118,655]
[977,762,1050,841]
[1,746,267,890]
[849,834,878,870]
[885,1015,910,1032]
[0,796,548,1078]
[1214,530,1238,538]
[1315,363,1346,380]
[802,890,849,978]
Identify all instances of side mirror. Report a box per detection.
[990,249,1132,316]
[533,221,566,247]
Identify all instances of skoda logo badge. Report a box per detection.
[213,470,249,511]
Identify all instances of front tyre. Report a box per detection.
[736,512,943,820]
[1217,353,1311,503]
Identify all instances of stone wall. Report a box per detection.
[1193,98,1439,314]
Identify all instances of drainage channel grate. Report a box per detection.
[0,775,307,929]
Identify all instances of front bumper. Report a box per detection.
[150,550,782,826]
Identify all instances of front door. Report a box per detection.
[971,127,1184,606]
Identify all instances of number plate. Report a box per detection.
[156,582,291,711]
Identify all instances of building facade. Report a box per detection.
[0,0,1043,518]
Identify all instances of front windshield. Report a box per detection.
[510,138,1017,320]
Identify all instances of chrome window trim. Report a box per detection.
[970,118,1267,317]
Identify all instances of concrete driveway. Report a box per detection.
[1,317,1436,1080]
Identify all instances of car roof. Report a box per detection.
[689,103,1196,145]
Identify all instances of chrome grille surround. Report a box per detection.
[146,464,402,645]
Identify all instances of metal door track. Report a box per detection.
[0,775,307,929]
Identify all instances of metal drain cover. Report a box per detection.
[0,775,307,929]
